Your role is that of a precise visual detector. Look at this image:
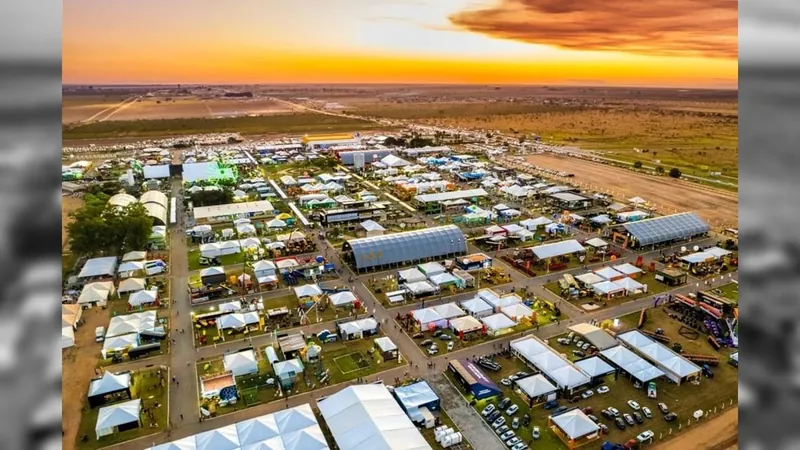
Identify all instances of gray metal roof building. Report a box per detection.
[621,212,710,246]
[339,149,395,166]
[343,225,467,271]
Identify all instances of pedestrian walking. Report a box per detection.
[172,376,176,383]
[180,414,183,421]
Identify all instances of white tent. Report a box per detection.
[591,281,626,296]
[449,315,483,334]
[615,277,646,293]
[520,217,552,230]
[628,196,647,205]
[200,266,225,278]
[329,291,357,307]
[78,281,116,305]
[95,398,141,439]
[500,303,534,322]
[432,302,466,320]
[575,273,605,286]
[79,256,118,278]
[294,284,323,298]
[412,307,444,326]
[122,251,147,262]
[61,326,75,349]
[460,297,494,318]
[222,228,236,239]
[253,260,277,273]
[236,415,281,446]
[374,336,397,354]
[89,371,132,397]
[224,350,259,376]
[274,359,305,380]
[196,425,241,450]
[199,243,221,258]
[516,374,558,399]
[481,313,516,332]
[238,273,252,284]
[107,311,157,337]
[218,314,247,330]
[428,272,459,287]
[398,268,427,283]
[233,218,252,226]
[118,278,146,294]
[150,437,198,450]
[267,219,287,229]
[102,334,138,358]
[551,409,600,440]
[118,261,145,274]
[584,238,608,248]
[240,237,263,249]
[219,301,242,314]
[237,223,258,236]
[128,289,158,307]
[318,384,430,450]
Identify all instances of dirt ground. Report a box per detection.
[62,196,84,249]
[62,96,298,122]
[525,154,738,227]
[655,406,738,450]
[62,307,109,450]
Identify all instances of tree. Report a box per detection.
[408,137,434,148]
[68,202,154,256]
[633,161,643,169]
[655,166,665,175]
[669,168,682,178]
[190,186,234,206]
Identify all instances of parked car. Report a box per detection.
[498,397,512,410]
[515,371,531,378]
[501,378,512,386]
[607,407,620,417]
[664,412,678,422]
[567,332,575,341]
[572,350,586,358]
[506,404,519,416]
[598,423,609,434]
[522,413,531,427]
[588,414,599,423]
[581,389,594,399]
[658,403,669,414]
[420,339,433,347]
[642,407,653,418]
[488,411,501,423]
[702,364,715,378]
[439,334,452,341]
[614,417,626,430]
[601,409,615,420]
[508,374,519,381]
[506,437,522,447]
[627,400,641,411]
[95,326,105,343]
[576,340,585,348]
[492,416,507,429]
[597,386,610,394]
[427,346,438,355]
[482,404,496,417]
[569,396,582,403]
[623,413,635,426]
[412,332,424,339]
[495,425,509,436]
[633,412,644,424]
[511,443,528,450]
[433,330,443,337]
[558,338,571,345]
[511,417,520,429]
[500,430,515,441]
[582,407,593,415]
[479,359,501,372]
[447,341,454,351]
[543,400,559,410]
[532,426,540,440]
[582,343,591,351]
[637,430,655,443]
[554,406,568,415]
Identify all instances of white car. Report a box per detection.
[582,343,591,351]
[627,400,641,411]
[506,404,519,415]
[501,378,512,386]
[581,390,594,399]
[557,338,570,345]
[637,430,655,442]
[596,386,610,394]
[576,340,584,348]
[532,426,540,440]
[447,341,454,351]
[427,346,438,355]
[482,404,496,417]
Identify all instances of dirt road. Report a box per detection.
[654,406,738,450]
[525,154,738,227]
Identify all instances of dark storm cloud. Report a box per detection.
[449,0,737,58]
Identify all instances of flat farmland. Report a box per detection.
[62,95,131,123]
[105,97,299,121]
[525,153,739,227]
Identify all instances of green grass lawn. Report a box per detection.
[187,249,247,272]
[63,112,391,139]
[311,336,405,385]
[75,369,168,450]
[714,282,738,304]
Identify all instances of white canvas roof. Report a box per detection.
[531,239,586,259]
[339,318,378,336]
[266,219,287,229]
[628,196,647,204]
[150,404,327,450]
[460,297,493,315]
[615,277,646,291]
[612,263,643,275]
[318,384,431,450]
[551,409,600,440]
[219,301,242,314]
[128,289,157,307]
[575,272,605,285]
[274,358,305,378]
[594,267,625,280]
[118,277,146,294]
[405,281,437,295]
[481,313,516,332]
[568,323,619,350]
[500,303,534,322]
[79,281,116,304]
[102,334,138,357]
[417,261,446,276]
[705,247,733,258]
[96,399,141,438]
[237,223,258,235]
[412,307,444,325]
[487,294,522,310]
[62,326,75,349]
[122,251,147,261]
[218,313,247,330]
[618,330,701,379]
[89,371,131,397]
[599,345,665,383]
[574,357,616,377]
[432,302,466,320]
[294,284,323,298]
[398,268,427,283]
[449,315,483,333]
[79,256,118,278]
[360,220,385,232]
[520,217,553,229]
[224,350,259,376]
[193,201,275,221]
[200,266,225,277]
[584,238,608,248]
[107,311,157,337]
[512,336,591,389]
[329,291,357,306]
[62,304,81,328]
[374,336,397,353]
[592,281,626,295]
[253,260,277,272]
[515,374,557,398]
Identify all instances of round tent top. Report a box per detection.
[306,344,322,358]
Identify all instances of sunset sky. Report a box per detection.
[63,0,738,88]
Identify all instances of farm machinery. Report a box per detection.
[682,353,720,367]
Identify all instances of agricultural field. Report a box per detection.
[62,112,389,140]
[62,94,132,123]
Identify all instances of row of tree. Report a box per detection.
[633,161,682,178]
[67,193,154,256]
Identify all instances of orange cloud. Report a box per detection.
[450,0,738,59]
